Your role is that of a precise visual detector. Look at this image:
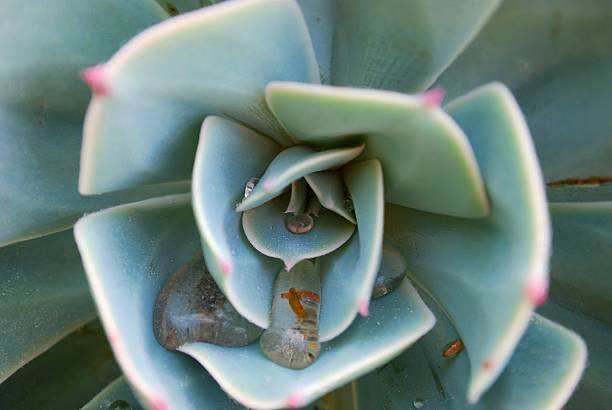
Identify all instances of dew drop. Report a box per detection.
[244,177,259,198]
[371,243,407,299]
[413,399,424,409]
[285,213,314,234]
[153,252,262,350]
[260,260,321,369]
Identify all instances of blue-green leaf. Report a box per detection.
[305,172,355,223]
[236,143,364,212]
[547,184,612,203]
[330,0,501,93]
[0,230,95,383]
[317,159,384,341]
[266,82,489,218]
[82,376,143,410]
[180,279,435,409]
[80,0,321,194]
[0,321,121,410]
[355,304,586,410]
[297,0,335,83]
[385,83,550,402]
[436,0,612,182]
[549,202,612,325]
[74,195,241,410]
[540,302,612,409]
[242,193,355,270]
[0,0,166,113]
[192,116,282,329]
[0,108,190,247]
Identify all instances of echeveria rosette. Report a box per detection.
[1,0,611,409]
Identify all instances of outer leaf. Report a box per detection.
[180,279,435,410]
[0,108,190,247]
[236,143,364,212]
[0,0,166,113]
[266,82,489,218]
[385,83,550,402]
[80,0,321,194]
[317,159,384,341]
[436,0,612,182]
[0,321,121,410]
[192,116,282,329]
[297,0,335,83]
[75,195,242,410]
[330,0,501,93]
[549,202,612,325]
[82,376,143,410]
[242,193,355,270]
[0,230,95,383]
[547,184,612,203]
[355,302,586,410]
[540,302,612,409]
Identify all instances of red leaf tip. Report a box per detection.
[357,299,369,316]
[527,277,549,306]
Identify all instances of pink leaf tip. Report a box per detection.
[220,260,232,277]
[357,299,369,316]
[422,87,445,107]
[286,392,305,409]
[151,398,168,410]
[526,277,548,306]
[80,65,109,96]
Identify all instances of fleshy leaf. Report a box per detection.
[385,83,550,402]
[436,0,612,182]
[0,0,166,112]
[297,0,335,83]
[547,184,612,203]
[192,116,282,329]
[0,230,95,383]
[80,0,321,195]
[355,300,586,410]
[305,172,356,223]
[236,143,364,212]
[179,279,435,410]
[74,195,242,410]
[0,321,120,410]
[266,82,489,218]
[549,202,612,325]
[242,193,355,270]
[82,376,143,410]
[330,0,501,93]
[317,159,384,341]
[540,302,612,409]
[0,108,190,247]
[285,179,309,214]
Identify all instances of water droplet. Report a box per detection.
[260,260,321,369]
[371,243,407,299]
[285,213,314,234]
[108,400,131,410]
[413,398,424,409]
[442,339,464,359]
[343,196,354,213]
[153,252,262,350]
[244,177,259,198]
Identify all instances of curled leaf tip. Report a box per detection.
[526,277,548,306]
[357,299,369,317]
[286,392,305,409]
[422,87,445,107]
[80,65,109,96]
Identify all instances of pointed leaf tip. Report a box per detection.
[358,299,369,317]
[286,392,305,409]
[81,65,109,96]
[526,277,549,306]
[422,87,445,107]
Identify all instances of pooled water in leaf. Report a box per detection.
[260,260,321,369]
[285,213,314,234]
[153,252,262,350]
[371,242,407,299]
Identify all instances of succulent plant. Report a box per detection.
[1,0,611,409]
